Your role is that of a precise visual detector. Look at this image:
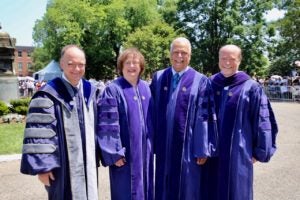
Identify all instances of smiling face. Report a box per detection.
[60,46,86,86]
[117,48,145,86]
[219,45,242,77]
[170,38,191,72]
[122,54,142,84]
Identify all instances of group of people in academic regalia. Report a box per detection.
[20,37,278,200]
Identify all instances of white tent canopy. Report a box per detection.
[270,75,283,81]
[17,76,34,81]
[33,60,62,82]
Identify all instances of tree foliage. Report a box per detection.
[32,0,164,80]
[169,0,279,75]
[124,22,178,78]
[31,47,52,72]
[269,0,300,76]
[32,0,288,79]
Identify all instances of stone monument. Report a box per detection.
[0,24,19,103]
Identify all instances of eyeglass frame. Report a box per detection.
[67,62,86,69]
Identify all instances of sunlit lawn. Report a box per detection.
[0,122,25,155]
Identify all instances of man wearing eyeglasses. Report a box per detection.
[20,45,100,200]
[150,37,218,200]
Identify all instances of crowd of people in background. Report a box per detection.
[18,80,46,97]
[19,72,300,102]
[19,78,106,98]
[251,75,300,101]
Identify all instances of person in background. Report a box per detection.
[27,80,35,97]
[150,37,218,200]
[97,48,153,200]
[35,81,42,91]
[204,44,278,200]
[20,44,100,200]
[22,80,28,97]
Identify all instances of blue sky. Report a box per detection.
[0,0,48,46]
[264,8,286,22]
[0,0,285,47]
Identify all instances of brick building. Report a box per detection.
[13,46,34,77]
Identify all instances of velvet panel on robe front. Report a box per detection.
[150,67,218,200]
[203,72,278,200]
[97,77,153,200]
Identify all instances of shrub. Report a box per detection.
[0,100,10,116]
[10,98,31,115]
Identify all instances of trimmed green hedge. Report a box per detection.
[9,98,31,115]
[0,100,10,116]
[0,98,31,117]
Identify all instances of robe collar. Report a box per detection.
[40,77,95,111]
[171,66,190,77]
[211,71,250,88]
[117,76,141,88]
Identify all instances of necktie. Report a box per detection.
[172,73,180,91]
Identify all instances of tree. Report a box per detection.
[157,0,178,26]
[33,0,104,76]
[170,0,279,75]
[32,0,164,80]
[269,0,300,76]
[31,47,51,72]
[124,22,178,78]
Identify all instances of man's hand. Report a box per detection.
[38,172,55,186]
[114,158,126,167]
[252,157,257,164]
[196,158,207,165]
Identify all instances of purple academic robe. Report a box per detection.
[20,77,99,200]
[203,72,278,200]
[97,77,153,200]
[150,67,218,200]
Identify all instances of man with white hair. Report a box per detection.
[150,37,218,200]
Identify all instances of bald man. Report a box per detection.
[150,37,218,200]
[20,45,99,200]
[204,44,278,200]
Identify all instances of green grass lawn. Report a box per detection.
[0,122,25,155]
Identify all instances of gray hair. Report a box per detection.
[170,37,192,54]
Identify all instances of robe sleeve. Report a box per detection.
[97,85,125,167]
[20,93,61,175]
[149,72,158,155]
[193,78,218,158]
[252,86,278,162]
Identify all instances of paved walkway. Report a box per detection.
[253,102,300,200]
[1,102,300,199]
[0,157,111,200]
[0,154,21,162]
